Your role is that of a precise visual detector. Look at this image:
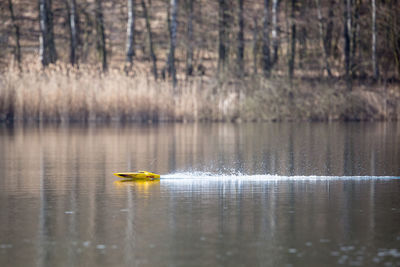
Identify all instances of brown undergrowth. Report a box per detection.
[1,63,399,123]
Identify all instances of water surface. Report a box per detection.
[0,123,399,266]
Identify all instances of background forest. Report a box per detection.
[1,0,400,122]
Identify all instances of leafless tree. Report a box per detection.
[237,0,244,75]
[95,0,107,71]
[262,0,271,77]
[316,0,332,77]
[218,0,228,73]
[271,0,279,66]
[39,0,57,67]
[65,0,79,66]
[288,0,296,80]
[126,0,136,67]
[7,0,21,69]
[186,0,194,77]
[141,0,158,79]
[371,0,379,79]
[169,0,178,87]
[344,0,352,89]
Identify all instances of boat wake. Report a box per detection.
[161,172,399,181]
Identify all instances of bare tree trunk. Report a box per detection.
[298,2,307,70]
[95,0,107,71]
[351,0,360,78]
[324,0,334,59]
[388,1,400,77]
[371,0,379,79]
[271,0,279,66]
[164,1,171,78]
[316,0,332,77]
[66,0,79,66]
[262,0,271,77]
[218,0,228,73]
[237,0,244,75]
[298,29,306,69]
[39,0,57,67]
[80,9,92,63]
[47,0,56,63]
[126,0,135,66]
[186,0,194,77]
[169,0,178,87]
[141,0,158,80]
[252,17,258,75]
[39,0,47,66]
[288,0,296,80]
[7,0,21,69]
[344,0,352,89]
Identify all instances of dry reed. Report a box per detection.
[1,62,399,123]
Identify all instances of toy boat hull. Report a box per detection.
[113,171,161,180]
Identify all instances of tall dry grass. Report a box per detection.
[1,62,399,123]
[0,63,210,123]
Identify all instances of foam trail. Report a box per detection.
[161,172,399,181]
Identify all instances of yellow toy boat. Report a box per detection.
[113,171,161,181]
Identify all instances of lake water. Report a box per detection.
[0,123,399,266]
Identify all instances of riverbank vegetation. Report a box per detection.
[0,0,399,122]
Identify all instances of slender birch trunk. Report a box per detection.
[141,0,157,80]
[371,0,379,79]
[7,0,21,69]
[95,0,107,71]
[126,0,135,66]
[316,0,332,77]
[288,0,296,80]
[271,0,279,66]
[344,0,352,89]
[164,1,171,78]
[298,2,307,69]
[186,0,194,77]
[324,0,334,59]
[252,18,258,75]
[47,0,57,63]
[39,0,56,67]
[237,0,244,75]
[351,0,360,78]
[169,0,178,87]
[39,0,48,66]
[262,0,271,77]
[218,0,228,73]
[66,0,78,66]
